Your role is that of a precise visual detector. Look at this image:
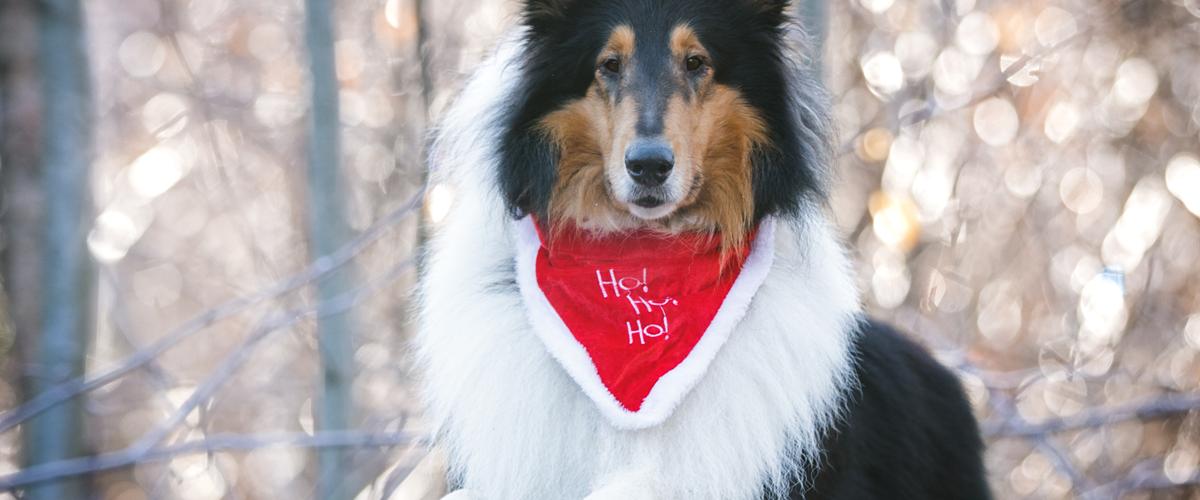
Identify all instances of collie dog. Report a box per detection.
[414,1,991,498]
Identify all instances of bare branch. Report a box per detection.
[0,430,423,491]
[984,394,1200,439]
[1083,459,1200,499]
[838,27,1090,156]
[0,257,416,493]
[0,188,425,434]
[126,256,414,458]
[1034,437,1091,492]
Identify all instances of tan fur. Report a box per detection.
[540,89,627,237]
[540,24,767,256]
[670,86,766,255]
[607,25,635,59]
[670,25,706,62]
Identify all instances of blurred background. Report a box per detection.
[0,0,1197,498]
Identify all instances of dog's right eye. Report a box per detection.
[601,58,621,74]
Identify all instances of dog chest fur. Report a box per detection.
[414,34,862,500]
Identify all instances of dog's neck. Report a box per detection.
[418,202,860,499]
[416,32,862,499]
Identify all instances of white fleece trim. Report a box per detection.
[513,216,778,429]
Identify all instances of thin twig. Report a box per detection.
[984,394,1200,438]
[1034,437,1091,492]
[0,187,424,434]
[1083,459,1200,499]
[838,28,1090,156]
[0,257,415,492]
[127,256,414,457]
[0,431,422,491]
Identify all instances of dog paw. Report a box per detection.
[440,490,477,500]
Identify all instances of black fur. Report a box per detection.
[499,0,831,221]
[792,321,993,499]
[501,2,991,497]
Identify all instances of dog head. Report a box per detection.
[498,0,831,249]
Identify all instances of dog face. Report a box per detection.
[499,0,832,250]
[541,22,767,233]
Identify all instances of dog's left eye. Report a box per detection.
[686,56,706,72]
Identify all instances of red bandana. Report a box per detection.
[514,216,776,429]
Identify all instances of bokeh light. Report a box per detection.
[1,1,1197,498]
[828,1,1200,497]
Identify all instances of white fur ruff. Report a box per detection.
[414,33,862,500]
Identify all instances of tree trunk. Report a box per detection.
[18,0,94,498]
[303,0,357,498]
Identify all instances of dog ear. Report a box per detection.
[498,74,561,219]
[523,0,574,36]
[748,77,834,220]
[498,124,558,220]
[749,0,790,16]
[524,0,571,23]
[741,0,790,29]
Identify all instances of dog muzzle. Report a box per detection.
[513,215,776,429]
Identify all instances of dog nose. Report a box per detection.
[625,140,674,187]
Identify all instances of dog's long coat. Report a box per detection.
[415,29,990,500]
